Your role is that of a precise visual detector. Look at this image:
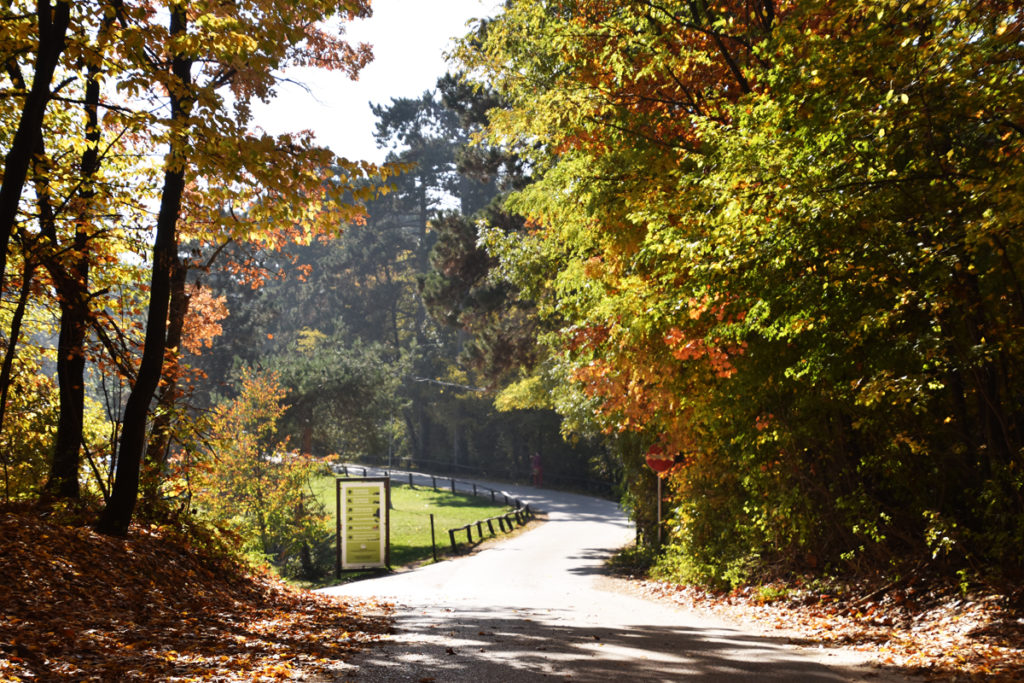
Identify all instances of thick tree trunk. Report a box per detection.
[46,294,89,498]
[96,170,185,535]
[96,6,191,536]
[44,66,103,500]
[0,1,72,291]
[144,258,187,470]
[140,257,187,509]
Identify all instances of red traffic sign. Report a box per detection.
[645,445,674,473]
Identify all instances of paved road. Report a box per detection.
[321,468,914,682]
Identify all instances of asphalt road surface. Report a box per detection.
[321,467,915,682]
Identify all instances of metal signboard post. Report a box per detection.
[336,476,391,577]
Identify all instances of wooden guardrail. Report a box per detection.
[337,464,519,506]
[447,505,533,552]
[334,464,538,557]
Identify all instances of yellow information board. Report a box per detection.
[337,478,390,572]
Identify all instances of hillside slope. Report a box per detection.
[0,507,390,681]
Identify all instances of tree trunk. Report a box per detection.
[46,292,89,498]
[96,6,191,536]
[0,1,72,292]
[96,174,185,535]
[44,61,104,500]
[140,256,187,509]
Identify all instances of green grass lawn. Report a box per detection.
[307,475,512,582]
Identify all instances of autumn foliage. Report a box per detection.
[458,0,1024,585]
[631,577,1024,680]
[0,507,391,681]
[0,0,394,536]
[189,370,334,578]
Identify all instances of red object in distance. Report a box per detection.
[645,445,674,473]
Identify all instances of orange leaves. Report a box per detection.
[181,284,228,355]
[663,326,744,379]
[0,510,392,682]
[296,23,373,75]
[566,323,610,352]
[582,254,605,279]
[666,332,705,361]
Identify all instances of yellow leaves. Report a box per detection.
[295,328,328,355]
[254,661,295,679]
[494,375,548,411]
[885,89,910,105]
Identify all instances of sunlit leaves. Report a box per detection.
[1,0,397,532]
[191,369,332,572]
[458,0,1024,578]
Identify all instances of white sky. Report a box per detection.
[252,0,502,164]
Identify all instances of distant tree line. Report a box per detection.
[191,76,615,495]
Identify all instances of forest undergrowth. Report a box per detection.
[0,505,392,682]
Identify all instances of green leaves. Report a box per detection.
[455,0,1024,579]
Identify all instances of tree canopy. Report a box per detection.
[455,0,1024,583]
[0,0,386,534]
[190,82,612,498]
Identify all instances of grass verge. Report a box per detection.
[305,476,513,586]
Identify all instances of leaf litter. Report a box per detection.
[0,508,392,681]
[630,575,1024,681]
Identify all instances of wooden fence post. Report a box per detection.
[430,513,437,562]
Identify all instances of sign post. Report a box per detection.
[336,476,390,577]
[645,447,674,548]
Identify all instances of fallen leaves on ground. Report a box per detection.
[0,507,392,681]
[633,576,1024,681]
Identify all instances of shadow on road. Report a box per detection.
[565,547,621,576]
[339,604,913,682]
[328,465,916,682]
